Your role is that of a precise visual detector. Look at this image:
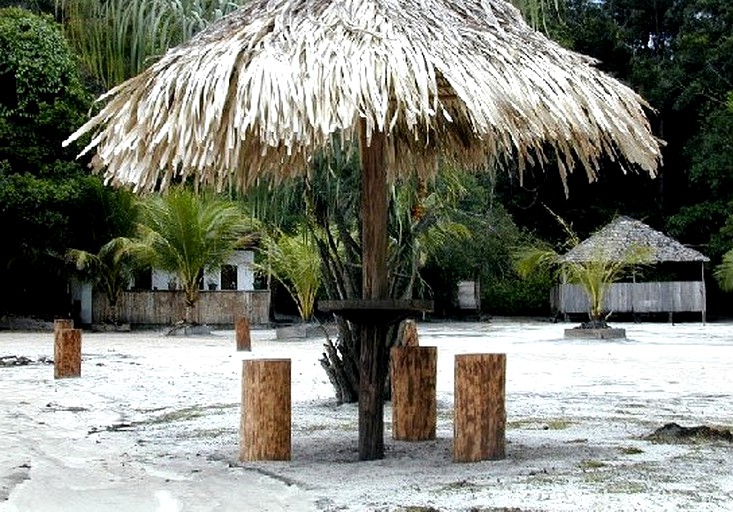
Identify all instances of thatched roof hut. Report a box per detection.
[559,216,709,264]
[554,217,709,322]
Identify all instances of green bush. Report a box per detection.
[481,275,553,317]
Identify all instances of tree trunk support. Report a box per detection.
[236,317,251,351]
[358,121,389,461]
[454,353,506,462]
[317,122,431,460]
[240,359,291,461]
[54,327,81,379]
[391,346,437,441]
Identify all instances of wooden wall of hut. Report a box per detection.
[551,282,706,317]
[92,290,270,327]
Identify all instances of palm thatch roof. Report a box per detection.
[559,216,709,264]
[64,0,662,193]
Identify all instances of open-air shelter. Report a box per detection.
[65,0,663,460]
[552,216,710,322]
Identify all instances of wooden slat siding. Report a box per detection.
[551,282,706,314]
[92,290,270,326]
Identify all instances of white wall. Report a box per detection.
[149,250,255,291]
[151,268,177,290]
[231,249,255,291]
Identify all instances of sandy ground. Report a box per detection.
[1,318,732,511]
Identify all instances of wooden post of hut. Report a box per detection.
[54,328,82,379]
[236,317,251,351]
[240,359,291,461]
[453,353,506,462]
[390,346,436,441]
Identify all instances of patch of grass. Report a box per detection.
[147,408,204,424]
[545,419,572,430]
[192,428,236,438]
[297,423,336,433]
[337,421,358,431]
[437,479,482,493]
[564,438,588,444]
[143,403,237,425]
[469,508,537,512]
[579,459,607,470]
[619,446,644,455]
[604,481,647,494]
[507,418,572,430]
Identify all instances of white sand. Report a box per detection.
[1,318,732,511]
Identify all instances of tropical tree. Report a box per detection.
[0,7,134,318]
[67,237,137,324]
[515,212,650,328]
[259,227,321,322]
[293,149,474,402]
[130,188,252,325]
[511,0,562,34]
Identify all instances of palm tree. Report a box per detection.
[259,227,321,322]
[131,188,252,325]
[515,212,650,328]
[714,249,733,292]
[67,237,136,324]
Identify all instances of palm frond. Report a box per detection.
[259,228,321,321]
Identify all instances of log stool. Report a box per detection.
[53,318,73,344]
[390,346,436,441]
[402,319,420,347]
[54,326,81,379]
[236,317,251,351]
[453,353,506,462]
[240,359,291,461]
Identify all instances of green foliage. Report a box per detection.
[56,0,246,89]
[421,172,545,316]
[67,237,138,322]
[0,171,135,316]
[511,0,565,39]
[714,249,733,292]
[482,274,553,316]
[0,7,89,172]
[260,228,321,322]
[130,189,252,321]
[0,1,54,13]
[0,7,84,117]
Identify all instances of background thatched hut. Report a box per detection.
[552,216,710,322]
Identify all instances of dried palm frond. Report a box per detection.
[65,0,663,193]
